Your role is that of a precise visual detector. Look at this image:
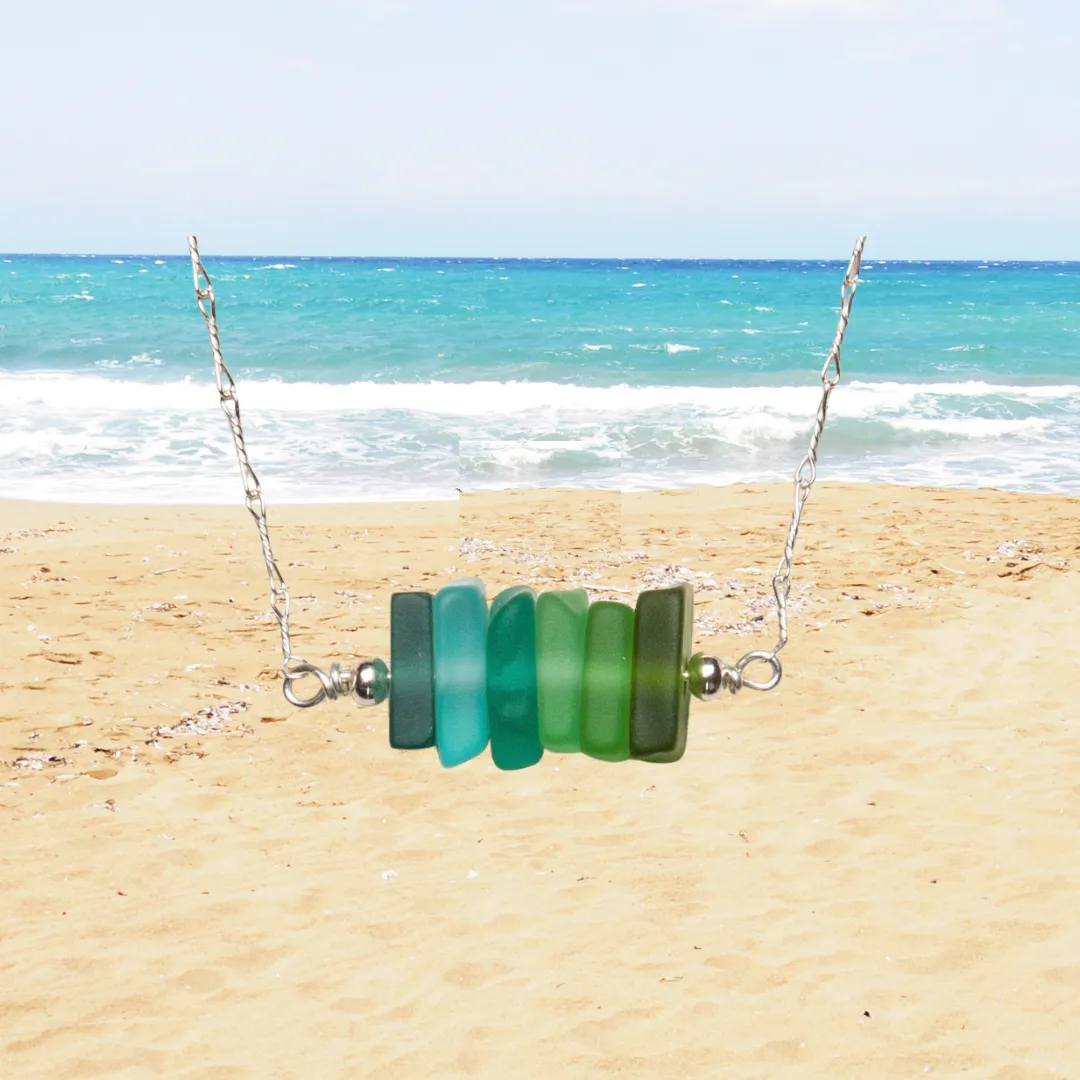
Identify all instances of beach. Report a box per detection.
[3,480,1080,1078]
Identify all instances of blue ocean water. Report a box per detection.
[1,253,1078,503]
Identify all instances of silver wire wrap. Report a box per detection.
[281,661,359,708]
[189,234,864,708]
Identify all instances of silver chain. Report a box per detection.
[189,234,864,707]
[729,235,866,693]
[188,237,332,708]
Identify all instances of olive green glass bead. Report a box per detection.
[580,600,634,762]
[629,583,694,763]
[487,586,543,772]
[536,589,589,753]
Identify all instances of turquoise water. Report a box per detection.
[2,254,1079,502]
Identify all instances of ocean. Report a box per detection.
[2,254,1078,504]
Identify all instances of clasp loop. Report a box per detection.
[735,651,783,693]
[281,660,358,707]
[282,662,328,708]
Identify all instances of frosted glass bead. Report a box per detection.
[389,592,435,749]
[535,589,589,753]
[580,600,634,762]
[487,586,543,771]
[433,578,489,767]
[629,583,693,763]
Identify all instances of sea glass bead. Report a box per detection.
[536,589,589,753]
[487,586,543,771]
[629,583,694,763]
[389,592,435,749]
[433,578,489,767]
[580,600,634,762]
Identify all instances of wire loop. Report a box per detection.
[282,663,328,708]
[735,651,783,693]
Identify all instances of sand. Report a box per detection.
[2,482,1080,1079]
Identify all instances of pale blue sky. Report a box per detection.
[2,0,1077,258]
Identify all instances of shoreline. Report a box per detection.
[4,476,1080,510]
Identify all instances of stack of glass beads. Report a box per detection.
[373,577,698,770]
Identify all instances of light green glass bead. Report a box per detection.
[536,589,589,754]
[580,600,634,762]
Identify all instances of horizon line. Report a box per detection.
[5,252,1080,264]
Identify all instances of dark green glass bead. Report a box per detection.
[581,601,634,762]
[487,586,543,772]
[389,592,435,749]
[629,583,694,763]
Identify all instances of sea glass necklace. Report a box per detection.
[187,236,865,770]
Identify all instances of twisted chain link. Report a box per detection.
[188,236,331,707]
[731,235,866,692]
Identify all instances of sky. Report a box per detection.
[1,0,1078,259]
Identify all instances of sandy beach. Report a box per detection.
[2,481,1079,1079]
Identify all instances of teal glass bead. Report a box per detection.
[389,592,435,749]
[487,586,543,771]
[580,600,634,762]
[629,583,694,763]
[536,589,589,753]
[433,577,489,767]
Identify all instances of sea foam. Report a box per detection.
[4,373,1078,419]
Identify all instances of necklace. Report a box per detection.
[188,237,865,770]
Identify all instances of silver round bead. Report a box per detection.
[688,653,724,702]
[350,658,389,707]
